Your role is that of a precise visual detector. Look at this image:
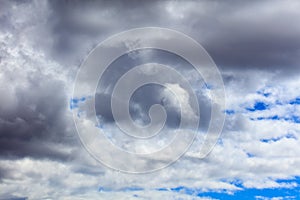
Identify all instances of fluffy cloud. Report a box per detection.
[1,0,300,199]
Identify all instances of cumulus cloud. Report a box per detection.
[1,0,300,199]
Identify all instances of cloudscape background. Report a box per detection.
[1,0,300,199]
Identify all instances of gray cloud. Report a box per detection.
[94,49,212,130]
[1,0,298,164]
[45,0,300,73]
[0,69,75,161]
[201,1,300,71]
[1,0,300,199]
[0,0,77,162]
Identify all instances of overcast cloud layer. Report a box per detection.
[0,0,300,199]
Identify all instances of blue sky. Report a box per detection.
[159,177,300,199]
[96,177,300,199]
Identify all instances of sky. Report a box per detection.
[0,0,300,199]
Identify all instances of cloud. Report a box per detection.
[0,0,300,199]
[0,0,77,161]
[45,0,300,73]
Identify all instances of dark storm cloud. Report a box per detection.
[0,196,27,200]
[46,0,165,65]
[0,70,75,161]
[46,0,300,72]
[0,0,83,163]
[199,1,300,71]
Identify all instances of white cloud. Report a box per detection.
[1,0,300,199]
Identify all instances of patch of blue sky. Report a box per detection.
[285,133,297,139]
[219,178,243,187]
[98,186,144,193]
[197,186,300,200]
[245,94,300,115]
[252,115,300,124]
[256,90,271,97]
[121,187,144,192]
[260,133,296,143]
[156,188,169,191]
[76,110,87,118]
[260,137,281,143]
[203,83,213,90]
[70,101,78,110]
[246,152,255,158]
[255,115,279,121]
[156,177,300,200]
[275,100,284,105]
[96,115,107,129]
[156,185,234,197]
[170,186,196,195]
[224,110,235,115]
[246,102,269,112]
[273,97,300,106]
[289,97,300,105]
[95,124,104,129]
[217,138,224,146]
[290,115,300,123]
[69,96,88,110]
